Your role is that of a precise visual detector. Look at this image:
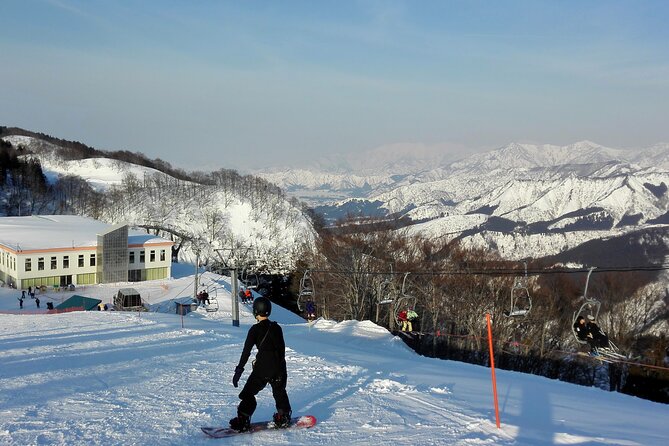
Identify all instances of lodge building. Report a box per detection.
[0,215,173,289]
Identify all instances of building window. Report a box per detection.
[63,256,69,269]
[38,257,45,271]
[150,250,156,262]
[140,250,145,263]
[51,256,57,270]
[129,251,135,264]
[90,254,96,267]
[128,269,144,282]
[78,255,84,267]
[25,258,31,272]
[160,250,166,262]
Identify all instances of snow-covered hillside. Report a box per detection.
[1,134,316,269]
[1,269,667,446]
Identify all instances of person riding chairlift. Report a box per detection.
[574,315,610,353]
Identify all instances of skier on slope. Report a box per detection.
[229,296,292,432]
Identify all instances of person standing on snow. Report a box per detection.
[229,296,292,432]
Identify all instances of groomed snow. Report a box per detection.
[1,266,667,445]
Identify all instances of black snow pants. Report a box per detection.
[238,372,291,417]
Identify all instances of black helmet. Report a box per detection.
[253,296,272,317]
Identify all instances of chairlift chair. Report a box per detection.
[297,270,315,312]
[205,297,219,312]
[504,262,532,317]
[377,278,394,305]
[241,265,260,290]
[571,267,599,345]
[374,278,395,323]
[393,273,417,327]
[201,283,219,313]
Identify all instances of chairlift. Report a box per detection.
[200,282,219,313]
[377,279,394,305]
[376,265,395,305]
[297,269,315,312]
[393,273,417,328]
[571,267,600,345]
[241,264,260,290]
[503,262,532,317]
[375,277,395,323]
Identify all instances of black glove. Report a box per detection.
[232,366,244,388]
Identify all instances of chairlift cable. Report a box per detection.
[303,263,669,277]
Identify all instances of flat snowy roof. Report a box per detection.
[0,215,171,252]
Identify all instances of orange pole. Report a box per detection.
[486,313,501,429]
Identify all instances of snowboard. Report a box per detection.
[201,415,316,438]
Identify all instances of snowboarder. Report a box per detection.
[18,296,23,309]
[244,288,252,304]
[35,297,40,309]
[229,296,292,432]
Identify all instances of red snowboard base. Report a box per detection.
[201,415,316,438]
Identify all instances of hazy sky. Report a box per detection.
[1,0,668,171]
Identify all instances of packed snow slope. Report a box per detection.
[1,267,668,445]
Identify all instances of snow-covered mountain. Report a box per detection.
[257,140,669,260]
[258,141,669,203]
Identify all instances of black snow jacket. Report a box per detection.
[574,322,588,341]
[237,319,287,379]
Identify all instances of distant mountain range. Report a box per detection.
[5,125,669,265]
[257,140,669,262]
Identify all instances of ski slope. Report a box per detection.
[1,267,667,445]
